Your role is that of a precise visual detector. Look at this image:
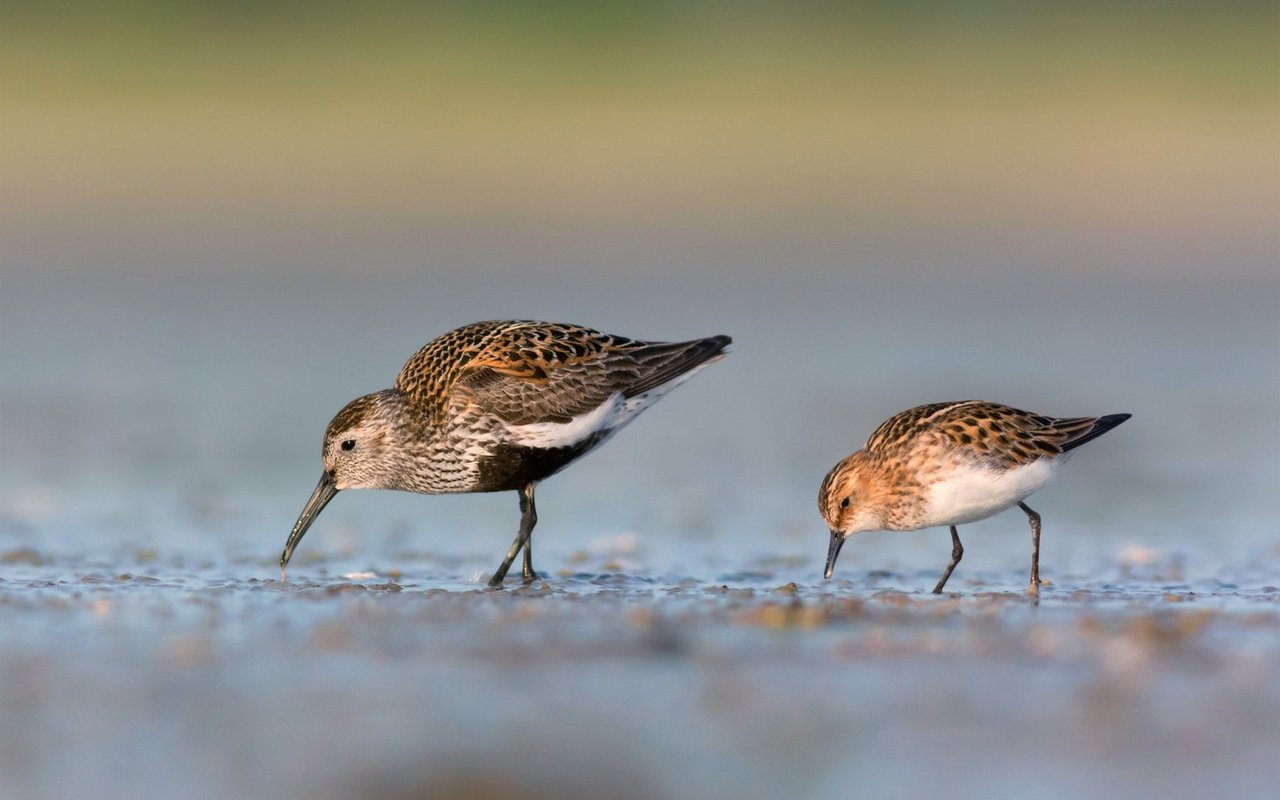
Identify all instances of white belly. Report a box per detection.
[503,392,626,449]
[500,358,721,451]
[916,457,1062,528]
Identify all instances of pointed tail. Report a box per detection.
[623,335,731,397]
[1059,413,1131,453]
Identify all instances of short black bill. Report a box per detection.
[824,530,845,580]
[280,471,338,579]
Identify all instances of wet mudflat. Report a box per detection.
[2,276,1276,799]
[2,544,1277,800]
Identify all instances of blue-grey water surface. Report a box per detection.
[2,263,1278,799]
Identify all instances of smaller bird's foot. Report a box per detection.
[521,570,541,584]
[1025,579,1040,596]
[487,574,506,589]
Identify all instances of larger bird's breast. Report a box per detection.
[427,395,629,493]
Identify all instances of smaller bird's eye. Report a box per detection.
[840,497,851,509]
[341,439,356,451]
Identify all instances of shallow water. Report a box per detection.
[2,545,1278,800]
[2,266,1278,799]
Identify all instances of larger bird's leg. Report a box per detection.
[1019,501,1041,594]
[520,483,540,583]
[932,526,964,594]
[488,483,538,587]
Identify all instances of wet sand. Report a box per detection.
[2,544,1278,800]
[2,271,1276,798]
[2,272,1278,799]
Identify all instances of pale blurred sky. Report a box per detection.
[2,1,1276,285]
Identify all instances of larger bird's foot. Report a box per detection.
[487,573,506,588]
[1025,578,1041,596]
[522,569,541,584]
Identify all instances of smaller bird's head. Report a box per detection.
[818,451,884,579]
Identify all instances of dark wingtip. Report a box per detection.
[621,334,733,397]
[1094,413,1132,434]
[1060,412,1132,453]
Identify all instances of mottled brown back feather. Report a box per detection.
[394,320,730,427]
[864,401,1129,469]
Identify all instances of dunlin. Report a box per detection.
[819,401,1130,594]
[281,321,730,585]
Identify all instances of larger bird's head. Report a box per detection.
[319,391,404,491]
[818,451,885,579]
[280,390,405,578]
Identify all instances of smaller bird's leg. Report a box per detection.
[932,526,964,594]
[488,483,538,587]
[1019,501,1041,594]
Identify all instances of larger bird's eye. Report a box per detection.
[341,439,356,451]
[840,497,851,509]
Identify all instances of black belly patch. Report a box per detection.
[476,433,608,492]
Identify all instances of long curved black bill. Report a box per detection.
[824,530,845,580]
[280,471,338,580]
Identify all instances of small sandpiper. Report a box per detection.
[282,320,730,586]
[819,401,1130,594]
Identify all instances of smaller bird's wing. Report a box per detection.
[878,401,1122,468]
[864,401,979,453]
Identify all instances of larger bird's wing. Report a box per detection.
[396,320,728,427]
